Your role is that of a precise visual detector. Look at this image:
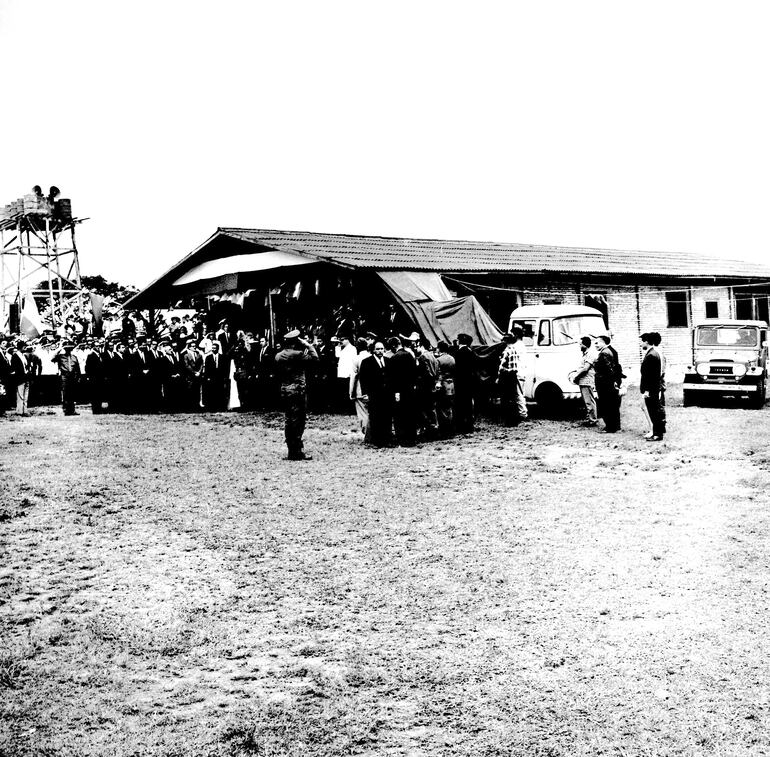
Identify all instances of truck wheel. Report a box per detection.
[683,390,697,407]
[751,380,766,409]
[534,383,563,415]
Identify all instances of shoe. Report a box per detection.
[581,420,598,427]
[645,436,662,442]
[644,432,654,439]
[287,453,313,460]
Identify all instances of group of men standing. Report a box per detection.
[273,330,483,459]
[351,333,480,448]
[45,328,276,416]
[571,332,666,440]
[0,339,43,416]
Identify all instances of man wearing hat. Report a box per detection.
[496,332,523,427]
[273,330,318,460]
[9,341,30,415]
[84,338,106,414]
[181,337,204,411]
[52,340,81,416]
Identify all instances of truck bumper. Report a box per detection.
[682,382,758,393]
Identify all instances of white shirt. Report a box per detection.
[335,342,358,379]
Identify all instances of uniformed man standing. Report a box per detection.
[273,330,318,460]
[52,340,82,416]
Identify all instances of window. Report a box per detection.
[758,297,769,325]
[542,299,562,305]
[666,290,689,328]
[510,319,536,346]
[552,315,607,345]
[537,320,551,346]
[697,326,758,347]
[735,295,755,321]
[584,293,609,328]
[704,301,719,319]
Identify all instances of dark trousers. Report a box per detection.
[61,376,78,415]
[184,379,202,411]
[436,390,455,436]
[454,385,475,432]
[368,395,393,447]
[416,387,439,439]
[393,390,417,446]
[499,372,522,426]
[596,382,621,431]
[89,378,105,414]
[645,390,666,437]
[282,391,307,457]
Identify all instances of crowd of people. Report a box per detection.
[0,312,668,456]
[270,326,668,460]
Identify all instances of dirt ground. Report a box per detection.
[1,388,770,757]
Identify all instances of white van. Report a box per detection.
[508,304,608,407]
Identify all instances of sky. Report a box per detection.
[1,1,768,289]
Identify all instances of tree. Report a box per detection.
[33,274,138,309]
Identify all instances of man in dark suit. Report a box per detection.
[84,338,107,414]
[358,340,393,447]
[181,337,204,411]
[9,341,30,415]
[0,339,12,415]
[24,343,42,407]
[454,333,479,433]
[255,336,275,408]
[639,332,666,441]
[202,341,230,411]
[107,342,131,413]
[594,335,621,433]
[386,337,418,447]
[157,340,182,411]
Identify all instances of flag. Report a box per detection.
[20,295,45,337]
[90,293,105,336]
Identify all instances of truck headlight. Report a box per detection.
[733,364,747,377]
[696,364,710,376]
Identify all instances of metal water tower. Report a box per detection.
[0,186,84,333]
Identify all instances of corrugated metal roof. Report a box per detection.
[220,228,770,278]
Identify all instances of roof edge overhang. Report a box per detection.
[125,229,349,309]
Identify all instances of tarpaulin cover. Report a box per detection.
[376,271,452,303]
[400,296,504,347]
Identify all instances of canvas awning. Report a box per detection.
[173,249,313,286]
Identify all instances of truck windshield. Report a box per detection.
[697,327,758,347]
[552,316,606,346]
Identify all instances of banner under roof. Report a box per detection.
[173,249,313,286]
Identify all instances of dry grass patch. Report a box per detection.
[1,397,770,755]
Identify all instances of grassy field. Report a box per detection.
[1,390,770,756]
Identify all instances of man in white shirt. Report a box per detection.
[348,338,372,443]
[334,334,357,412]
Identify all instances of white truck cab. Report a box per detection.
[508,304,608,407]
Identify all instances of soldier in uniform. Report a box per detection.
[273,330,318,460]
[52,340,81,416]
